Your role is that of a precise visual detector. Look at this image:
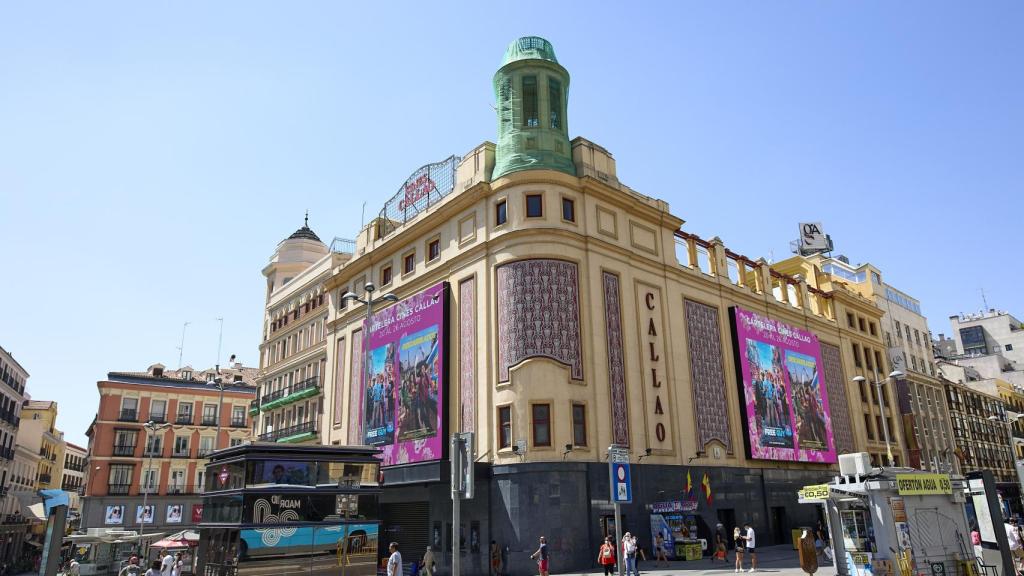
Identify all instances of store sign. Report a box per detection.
[731,306,836,463]
[798,484,830,502]
[896,473,951,495]
[799,222,828,252]
[652,500,698,513]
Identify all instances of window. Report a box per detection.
[176,402,193,424]
[113,430,138,456]
[495,200,507,226]
[864,413,875,440]
[403,253,415,275]
[150,399,166,421]
[202,404,217,425]
[196,469,206,494]
[847,313,855,328]
[852,343,863,368]
[869,323,877,336]
[914,330,922,345]
[522,76,538,127]
[382,266,393,286]
[120,397,138,420]
[173,436,190,457]
[858,317,866,332]
[144,434,162,456]
[548,77,562,130]
[895,323,903,339]
[169,469,185,493]
[230,438,243,447]
[498,406,512,450]
[532,403,551,447]
[199,436,214,457]
[428,239,441,261]
[526,194,543,218]
[141,468,158,494]
[571,403,587,447]
[562,198,575,222]
[231,406,245,426]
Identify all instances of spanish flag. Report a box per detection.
[684,470,693,498]
[702,472,712,505]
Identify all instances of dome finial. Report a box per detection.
[304,210,309,227]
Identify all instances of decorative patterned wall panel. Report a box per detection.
[347,330,363,443]
[460,277,476,433]
[333,337,346,427]
[603,272,629,446]
[821,342,855,454]
[684,300,732,451]
[496,260,583,382]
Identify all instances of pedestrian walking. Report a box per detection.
[654,532,669,567]
[713,523,728,562]
[1005,518,1022,574]
[530,536,549,576]
[733,527,745,572]
[422,546,435,576]
[598,536,617,576]
[490,540,501,576]
[144,560,162,576]
[387,542,403,576]
[622,532,639,576]
[743,523,757,572]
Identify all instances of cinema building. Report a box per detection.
[258,37,903,573]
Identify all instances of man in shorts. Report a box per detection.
[744,523,757,572]
[530,536,549,576]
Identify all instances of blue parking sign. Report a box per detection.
[610,462,632,503]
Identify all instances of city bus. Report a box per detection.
[196,443,382,576]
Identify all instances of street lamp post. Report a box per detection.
[341,283,398,442]
[139,419,170,552]
[988,410,1024,506]
[852,368,904,467]
[208,377,226,449]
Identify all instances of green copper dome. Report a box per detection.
[501,36,559,66]
[492,37,575,180]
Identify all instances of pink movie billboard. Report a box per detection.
[731,306,836,463]
[362,282,447,467]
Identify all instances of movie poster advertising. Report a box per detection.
[732,306,836,463]
[104,505,124,525]
[361,282,446,466]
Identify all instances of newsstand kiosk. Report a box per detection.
[817,454,978,576]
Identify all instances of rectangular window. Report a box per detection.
[522,76,538,127]
[571,403,587,447]
[548,77,562,130]
[864,413,874,440]
[199,436,214,457]
[858,317,866,332]
[526,194,543,218]
[231,406,245,426]
[144,434,162,456]
[847,313,855,328]
[382,266,393,286]
[562,198,575,222]
[141,468,158,494]
[428,239,441,261]
[495,200,507,226]
[230,438,243,447]
[532,403,551,447]
[150,399,166,421]
[498,406,512,449]
[896,323,903,339]
[202,404,217,425]
[176,402,193,424]
[174,436,190,457]
[869,323,877,336]
[403,253,415,274]
[852,343,863,368]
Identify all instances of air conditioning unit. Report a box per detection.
[838,453,872,476]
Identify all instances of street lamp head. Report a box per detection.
[364,282,376,293]
[888,370,905,380]
[852,375,867,384]
[341,291,360,303]
[988,415,1001,422]
[380,293,399,303]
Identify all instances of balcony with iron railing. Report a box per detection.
[198,448,214,458]
[118,409,137,422]
[201,416,218,426]
[112,444,136,457]
[249,399,260,416]
[230,417,247,428]
[258,420,317,443]
[259,376,320,411]
[149,412,167,424]
[172,448,192,459]
[166,485,186,495]
[176,413,193,425]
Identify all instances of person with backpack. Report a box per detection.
[597,536,617,576]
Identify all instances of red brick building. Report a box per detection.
[81,363,256,533]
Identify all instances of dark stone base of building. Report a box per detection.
[380,462,831,575]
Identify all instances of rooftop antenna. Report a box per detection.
[360,201,367,229]
[216,317,224,373]
[981,288,989,312]
[176,321,190,369]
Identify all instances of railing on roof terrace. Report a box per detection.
[673,230,835,321]
[375,155,461,239]
[330,237,356,255]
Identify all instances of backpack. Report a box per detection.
[602,546,613,559]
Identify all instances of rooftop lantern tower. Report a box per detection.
[491,36,575,180]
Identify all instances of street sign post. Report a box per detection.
[451,433,474,576]
[607,445,630,576]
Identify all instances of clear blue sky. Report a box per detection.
[2,2,1021,445]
